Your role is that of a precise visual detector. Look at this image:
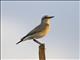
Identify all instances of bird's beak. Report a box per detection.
[49,16,54,18]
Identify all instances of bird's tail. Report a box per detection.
[16,36,29,44]
[16,40,23,44]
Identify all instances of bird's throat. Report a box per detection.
[46,19,50,25]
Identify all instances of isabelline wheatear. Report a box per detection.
[16,15,54,44]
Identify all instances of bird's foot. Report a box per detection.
[33,39,43,45]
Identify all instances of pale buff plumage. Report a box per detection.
[16,15,54,44]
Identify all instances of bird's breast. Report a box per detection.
[35,24,50,39]
[42,24,50,35]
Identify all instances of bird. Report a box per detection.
[16,15,54,44]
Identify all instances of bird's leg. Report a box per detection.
[33,39,42,45]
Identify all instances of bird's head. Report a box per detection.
[41,15,54,24]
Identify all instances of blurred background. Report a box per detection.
[1,1,79,60]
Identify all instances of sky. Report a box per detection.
[1,1,79,60]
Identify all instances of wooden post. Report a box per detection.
[39,44,46,60]
[33,39,46,60]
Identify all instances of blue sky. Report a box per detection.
[1,1,79,60]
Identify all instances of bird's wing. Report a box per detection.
[26,24,42,37]
[16,24,42,44]
[21,24,43,40]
